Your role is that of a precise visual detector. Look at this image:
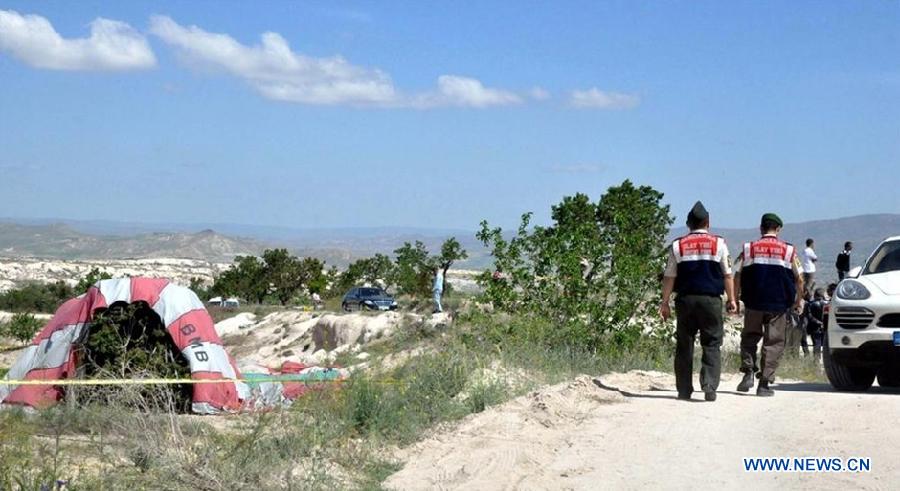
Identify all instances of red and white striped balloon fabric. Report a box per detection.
[0,277,247,414]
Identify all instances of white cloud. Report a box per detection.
[529,86,551,101]
[410,75,522,108]
[149,15,521,108]
[569,87,640,109]
[0,9,155,71]
[149,15,396,105]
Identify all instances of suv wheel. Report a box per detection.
[824,336,876,391]
[341,302,350,312]
[877,366,900,388]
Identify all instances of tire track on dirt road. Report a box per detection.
[386,371,898,490]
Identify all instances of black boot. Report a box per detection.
[737,372,754,392]
[757,379,774,397]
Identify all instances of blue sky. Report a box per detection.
[1,1,898,231]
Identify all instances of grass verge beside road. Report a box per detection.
[0,311,825,490]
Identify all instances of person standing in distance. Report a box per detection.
[801,238,817,296]
[836,241,853,280]
[660,202,737,402]
[734,213,804,396]
[432,267,444,314]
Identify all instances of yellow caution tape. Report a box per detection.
[0,377,346,387]
[0,376,405,387]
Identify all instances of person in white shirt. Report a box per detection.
[801,238,817,296]
[432,267,444,314]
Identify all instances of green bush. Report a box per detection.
[0,313,43,344]
[210,249,328,305]
[391,238,468,298]
[465,379,508,414]
[0,268,113,314]
[75,267,112,293]
[476,180,674,350]
[0,306,686,490]
[188,277,210,300]
[336,254,396,294]
[0,282,74,314]
[76,302,192,411]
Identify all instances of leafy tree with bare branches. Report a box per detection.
[477,180,673,348]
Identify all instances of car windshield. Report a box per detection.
[359,288,385,297]
[864,241,900,275]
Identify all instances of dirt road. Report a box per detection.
[385,371,897,490]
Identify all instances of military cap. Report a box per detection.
[687,201,709,224]
[761,213,783,228]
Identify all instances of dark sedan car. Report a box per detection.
[341,287,398,312]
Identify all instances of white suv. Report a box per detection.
[825,236,900,391]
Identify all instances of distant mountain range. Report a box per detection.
[3,214,898,276]
[0,219,490,268]
[0,223,264,263]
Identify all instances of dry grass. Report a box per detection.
[4,309,817,490]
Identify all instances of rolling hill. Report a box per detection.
[0,223,265,263]
[3,214,897,277]
[0,220,491,268]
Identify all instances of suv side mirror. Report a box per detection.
[848,266,862,279]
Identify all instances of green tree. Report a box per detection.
[477,180,673,348]
[210,251,327,305]
[338,253,396,293]
[391,239,467,297]
[323,265,341,298]
[438,238,469,291]
[76,267,113,293]
[392,241,434,297]
[0,313,43,344]
[0,281,74,314]
[596,180,673,343]
[298,257,327,296]
[188,277,210,300]
[364,254,395,286]
[262,248,304,305]
[210,255,267,304]
[475,213,533,311]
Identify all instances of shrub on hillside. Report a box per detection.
[336,254,396,294]
[0,281,74,314]
[209,249,328,305]
[74,302,192,411]
[391,238,468,298]
[477,180,674,349]
[0,313,43,344]
[75,267,113,293]
[0,268,114,314]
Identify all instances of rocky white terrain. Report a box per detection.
[217,310,452,369]
[0,257,229,292]
[0,256,481,295]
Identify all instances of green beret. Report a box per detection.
[761,213,783,227]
